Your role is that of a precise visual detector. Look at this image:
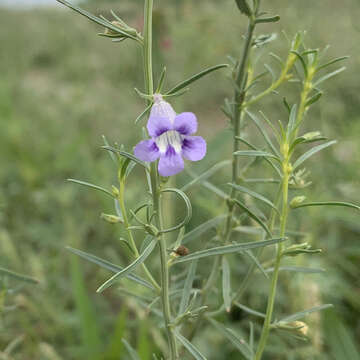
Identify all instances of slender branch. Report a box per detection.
[143,0,178,358]
[118,179,160,292]
[241,52,297,109]
[254,153,290,359]
[223,17,256,248]
[185,15,257,344]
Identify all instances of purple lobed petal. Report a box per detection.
[174,112,198,135]
[158,146,184,176]
[134,139,160,162]
[147,115,173,138]
[182,136,207,161]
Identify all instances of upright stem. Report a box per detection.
[186,15,257,344]
[143,1,178,358]
[143,0,153,97]
[254,156,290,360]
[223,18,256,244]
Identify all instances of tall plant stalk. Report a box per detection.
[254,154,290,359]
[143,0,178,358]
[223,14,257,245]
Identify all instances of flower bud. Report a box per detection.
[302,131,321,141]
[104,21,126,36]
[111,185,119,197]
[100,213,123,224]
[282,242,322,257]
[290,195,306,208]
[144,224,159,237]
[274,321,309,337]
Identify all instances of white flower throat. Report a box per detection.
[156,130,183,154]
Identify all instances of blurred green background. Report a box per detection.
[0,0,359,359]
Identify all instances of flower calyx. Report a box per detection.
[282,242,322,257]
[271,321,309,337]
[101,19,143,43]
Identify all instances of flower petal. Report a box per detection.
[174,112,198,135]
[147,115,173,138]
[182,136,207,161]
[134,140,160,162]
[158,146,184,176]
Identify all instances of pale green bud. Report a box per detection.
[290,195,306,208]
[100,213,123,224]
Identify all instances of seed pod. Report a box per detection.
[174,245,189,257]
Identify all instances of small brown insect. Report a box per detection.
[174,245,189,257]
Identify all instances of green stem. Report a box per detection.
[254,161,290,360]
[186,16,257,344]
[232,183,282,303]
[143,0,153,98]
[223,18,256,247]
[118,179,160,292]
[143,0,178,358]
[242,52,297,109]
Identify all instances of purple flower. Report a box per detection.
[134,95,206,177]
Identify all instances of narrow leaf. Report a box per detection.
[0,266,38,285]
[314,66,346,86]
[68,179,113,198]
[175,332,207,360]
[102,146,149,170]
[181,160,231,192]
[178,261,198,315]
[96,239,157,293]
[235,0,252,16]
[264,63,276,82]
[292,201,360,211]
[55,0,138,41]
[173,237,285,263]
[135,103,152,124]
[286,104,297,139]
[316,56,349,72]
[234,302,266,318]
[185,168,228,199]
[279,304,333,323]
[233,150,280,161]
[102,135,117,164]
[208,318,253,359]
[222,257,231,312]
[265,266,325,274]
[293,140,336,170]
[291,51,308,77]
[156,66,167,93]
[255,15,280,24]
[244,250,269,279]
[182,215,226,245]
[66,246,154,289]
[246,110,279,156]
[228,183,279,213]
[233,199,272,237]
[166,64,228,95]
[306,91,323,107]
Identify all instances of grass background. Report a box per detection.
[0,0,359,358]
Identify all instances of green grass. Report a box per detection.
[0,0,359,358]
